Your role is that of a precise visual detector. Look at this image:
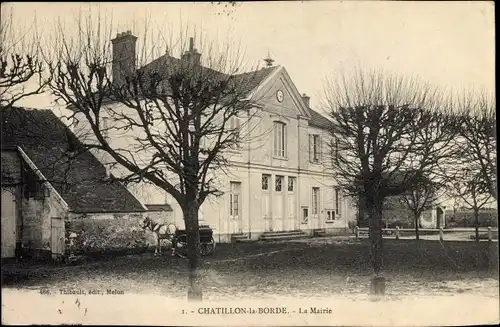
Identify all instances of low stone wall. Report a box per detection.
[65,212,158,255]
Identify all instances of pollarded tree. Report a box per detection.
[44,13,265,300]
[401,175,446,240]
[454,92,496,200]
[448,165,495,241]
[323,69,458,294]
[0,7,48,110]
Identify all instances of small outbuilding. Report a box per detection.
[1,107,149,261]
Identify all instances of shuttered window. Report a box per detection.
[309,134,321,162]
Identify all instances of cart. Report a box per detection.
[171,224,216,256]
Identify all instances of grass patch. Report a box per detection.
[2,239,498,298]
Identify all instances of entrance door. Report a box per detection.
[262,193,272,232]
[287,177,297,231]
[274,176,284,231]
[1,187,17,258]
[262,175,272,231]
[229,182,242,233]
[436,207,444,228]
[51,217,64,259]
[311,187,321,229]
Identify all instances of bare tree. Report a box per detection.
[454,92,497,200]
[0,7,47,109]
[399,106,457,239]
[401,176,445,240]
[323,69,458,295]
[448,166,494,241]
[43,13,265,300]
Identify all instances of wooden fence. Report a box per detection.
[354,226,498,242]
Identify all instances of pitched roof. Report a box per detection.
[308,108,333,130]
[232,66,277,96]
[1,107,146,213]
[145,204,173,212]
[142,55,334,130]
[140,54,277,98]
[1,149,22,185]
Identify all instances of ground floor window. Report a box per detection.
[262,174,270,190]
[301,206,309,224]
[325,209,335,222]
[275,175,283,192]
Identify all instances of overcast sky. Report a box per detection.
[3,1,495,111]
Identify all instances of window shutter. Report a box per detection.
[235,116,240,130]
[308,134,312,162]
[318,135,322,162]
[318,188,321,215]
[335,188,341,215]
[229,193,233,216]
[273,124,277,156]
[283,124,287,156]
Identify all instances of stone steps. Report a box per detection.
[313,229,327,237]
[231,233,250,243]
[258,230,309,241]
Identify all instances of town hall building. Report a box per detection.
[71,32,358,243]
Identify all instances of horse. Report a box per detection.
[140,217,178,256]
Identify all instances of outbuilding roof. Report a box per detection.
[1,107,146,213]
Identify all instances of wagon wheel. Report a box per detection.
[201,237,216,256]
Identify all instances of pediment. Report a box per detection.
[248,66,312,120]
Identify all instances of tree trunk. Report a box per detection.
[414,214,420,240]
[183,202,202,301]
[474,208,480,242]
[368,198,385,295]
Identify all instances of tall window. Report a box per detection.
[301,207,309,224]
[309,134,321,162]
[229,182,241,217]
[313,135,320,161]
[273,122,287,158]
[229,116,241,149]
[326,209,335,221]
[229,115,241,131]
[275,175,283,192]
[335,188,341,216]
[312,187,320,215]
[261,174,270,191]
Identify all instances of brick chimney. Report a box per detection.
[181,37,201,65]
[301,93,311,108]
[111,30,137,86]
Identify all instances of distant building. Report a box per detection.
[355,172,446,229]
[445,207,498,228]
